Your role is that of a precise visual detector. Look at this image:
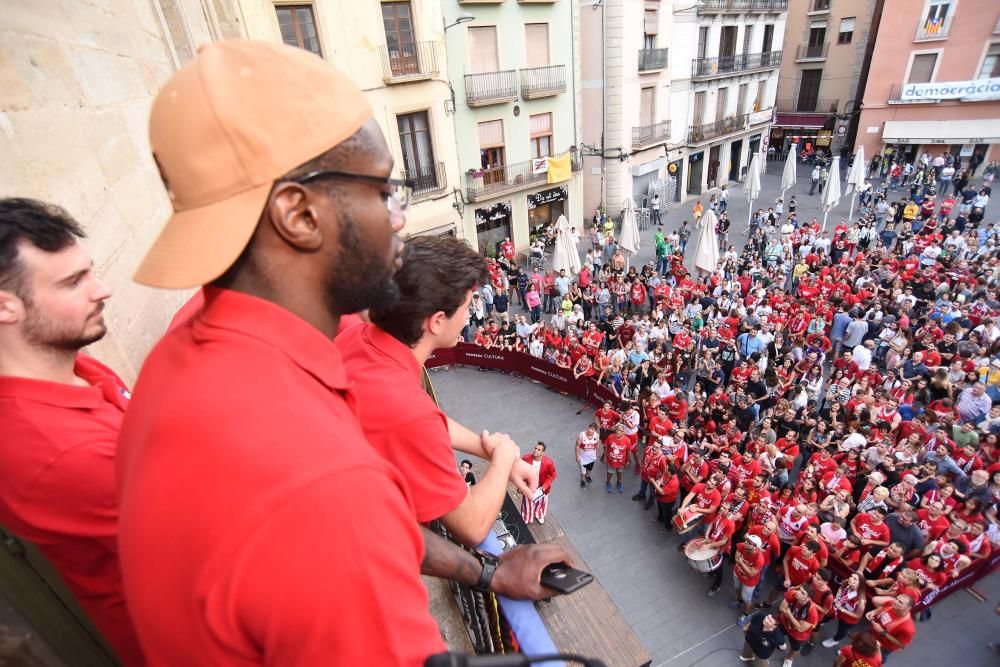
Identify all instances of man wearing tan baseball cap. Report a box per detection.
[118,40,570,667]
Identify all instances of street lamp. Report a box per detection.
[444,12,475,31]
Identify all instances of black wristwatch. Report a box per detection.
[473,552,501,593]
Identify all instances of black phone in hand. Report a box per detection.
[540,563,594,594]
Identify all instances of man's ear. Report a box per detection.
[425,311,447,337]
[265,183,324,251]
[0,290,25,325]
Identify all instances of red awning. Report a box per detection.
[773,113,829,129]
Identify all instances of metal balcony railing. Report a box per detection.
[796,42,829,60]
[776,98,840,113]
[465,149,579,201]
[691,50,781,78]
[378,41,439,82]
[632,120,672,148]
[519,65,566,98]
[687,114,748,144]
[402,161,446,199]
[699,0,788,12]
[638,48,670,71]
[465,70,518,106]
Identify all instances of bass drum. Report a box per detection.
[684,538,723,573]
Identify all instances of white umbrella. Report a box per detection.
[693,209,720,276]
[781,143,798,200]
[551,214,581,275]
[821,156,842,232]
[744,153,762,231]
[845,145,867,221]
[618,198,640,269]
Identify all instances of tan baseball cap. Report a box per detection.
[135,40,373,289]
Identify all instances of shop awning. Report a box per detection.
[881,118,1000,143]
[773,113,829,129]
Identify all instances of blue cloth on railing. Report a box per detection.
[478,532,562,667]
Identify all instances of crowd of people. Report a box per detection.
[466,150,1000,665]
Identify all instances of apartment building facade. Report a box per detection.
[773,0,877,156]
[442,0,582,257]
[856,0,1000,165]
[581,0,786,215]
[240,0,463,239]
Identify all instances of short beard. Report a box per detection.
[22,298,107,352]
[325,211,398,316]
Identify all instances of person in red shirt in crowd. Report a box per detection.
[634,438,667,508]
[628,277,647,315]
[117,43,571,667]
[763,540,820,608]
[661,391,689,424]
[0,199,144,665]
[834,631,882,667]
[733,535,767,625]
[647,404,674,450]
[652,464,682,532]
[859,542,907,590]
[851,507,892,549]
[603,423,633,494]
[822,572,868,650]
[595,399,622,442]
[865,594,916,659]
[340,236,538,547]
[499,236,515,263]
[778,584,820,666]
[703,501,737,587]
[520,442,557,525]
[916,500,953,543]
[676,475,723,548]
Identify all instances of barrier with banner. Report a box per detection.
[428,343,1000,612]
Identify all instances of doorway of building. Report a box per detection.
[688,152,704,195]
[729,139,743,182]
[669,160,684,201]
[708,145,720,187]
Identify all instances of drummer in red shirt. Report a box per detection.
[865,594,916,659]
[603,423,633,494]
[703,501,738,595]
[676,475,723,548]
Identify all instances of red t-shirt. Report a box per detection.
[595,407,621,430]
[784,545,819,586]
[871,603,916,650]
[781,590,819,641]
[656,473,680,503]
[605,434,632,468]
[853,513,891,545]
[0,355,143,665]
[838,646,882,667]
[915,509,950,541]
[647,415,674,441]
[689,482,721,513]
[117,288,445,666]
[734,543,766,586]
[336,324,469,523]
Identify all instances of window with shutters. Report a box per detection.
[644,10,658,38]
[478,120,506,185]
[737,83,749,117]
[276,5,322,57]
[715,87,728,121]
[640,87,655,128]
[762,24,774,52]
[529,113,552,158]
[693,91,706,126]
[468,26,499,73]
[797,69,822,111]
[524,23,549,68]
[698,27,709,59]
[907,52,938,83]
[382,2,416,76]
[978,43,1000,79]
[838,17,855,44]
[397,111,438,193]
[742,25,754,54]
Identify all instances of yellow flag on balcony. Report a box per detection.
[546,152,572,184]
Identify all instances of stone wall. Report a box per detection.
[0,0,244,384]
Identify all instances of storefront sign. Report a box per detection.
[631,157,666,177]
[474,201,512,225]
[900,77,1000,102]
[527,187,568,209]
[816,130,833,147]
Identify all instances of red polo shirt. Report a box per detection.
[0,355,143,665]
[335,323,468,523]
[117,288,444,666]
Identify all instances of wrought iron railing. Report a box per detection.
[402,161,446,199]
[632,120,672,148]
[378,41,439,81]
[687,114,748,144]
[691,50,781,77]
[638,47,669,71]
[465,149,579,201]
[796,42,829,60]
[776,98,840,113]
[699,0,788,11]
[519,65,566,98]
[465,70,518,106]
